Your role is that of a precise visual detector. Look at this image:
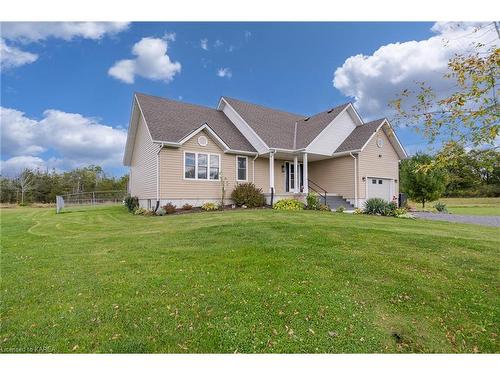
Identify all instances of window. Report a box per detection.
[197,153,208,179]
[372,179,377,184]
[237,156,247,181]
[184,152,220,181]
[185,152,195,179]
[378,179,383,184]
[210,155,220,180]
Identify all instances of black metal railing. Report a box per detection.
[307,179,328,205]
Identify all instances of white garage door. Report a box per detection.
[367,178,392,202]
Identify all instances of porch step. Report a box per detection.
[323,195,355,211]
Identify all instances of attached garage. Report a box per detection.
[366,177,394,202]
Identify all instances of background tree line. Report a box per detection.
[0,165,128,204]
[400,144,500,207]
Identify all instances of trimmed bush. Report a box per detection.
[202,202,219,211]
[231,182,265,208]
[124,195,139,212]
[306,192,320,210]
[433,202,448,213]
[335,206,345,213]
[162,203,176,214]
[318,204,330,211]
[182,203,193,211]
[273,198,304,211]
[353,208,363,215]
[363,198,390,215]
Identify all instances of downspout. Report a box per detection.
[155,143,164,212]
[350,152,358,208]
[252,153,259,183]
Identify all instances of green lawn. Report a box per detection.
[1,205,499,353]
[411,197,500,216]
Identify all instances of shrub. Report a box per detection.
[162,203,176,214]
[433,201,448,213]
[143,209,156,217]
[18,202,29,207]
[386,201,398,216]
[133,207,147,215]
[306,192,320,210]
[318,204,330,211]
[182,203,193,211]
[392,207,409,217]
[124,195,139,213]
[231,183,265,208]
[363,198,390,215]
[156,208,166,216]
[202,202,219,211]
[273,198,304,211]
[353,208,363,215]
[335,206,345,213]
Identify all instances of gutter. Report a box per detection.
[252,153,259,183]
[331,149,361,158]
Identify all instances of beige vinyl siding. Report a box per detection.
[252,157,287,194]
[358,129,400,199]
[308,156,355,199]
[129,115,160,199]
[159,130,253,199]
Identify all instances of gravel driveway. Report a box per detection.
[413,212,500,227]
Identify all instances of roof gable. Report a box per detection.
[335,118,407,159]
[134,93,256,153]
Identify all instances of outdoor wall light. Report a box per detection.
[281,164,285,173]
[362,177,366,182]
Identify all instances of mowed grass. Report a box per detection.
[1,205,499,353]
[411,197,500,216]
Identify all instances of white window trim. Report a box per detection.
[236,155,248,182]
[183,150,221,181]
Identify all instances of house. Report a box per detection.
[123,93,407,210]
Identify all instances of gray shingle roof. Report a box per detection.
[222,97,303,149]
[334,118,385,153]
[135,93,256,152]
[135,92,376,154]
[223,97,351,149]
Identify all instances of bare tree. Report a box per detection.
[16,169,34,204]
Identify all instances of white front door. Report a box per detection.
[367,178,392,202]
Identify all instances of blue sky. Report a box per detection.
[1,21,496,176]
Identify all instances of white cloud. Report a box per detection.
[214,39,223,48]
[333,22,499,119]
[0,156,46,176]
[163,32,176,42]
[0,107,127,176]
[108,37,181,84]
[0,39,38,69]
[1,22,129,43]
[244,31,252,41]
[217,67,232,79]
[200,38,209,51]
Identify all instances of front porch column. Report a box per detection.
[269,152,275,193]
[293,155,299,193]
[303,152,308,194]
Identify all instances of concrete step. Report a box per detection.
[324,195,355,210]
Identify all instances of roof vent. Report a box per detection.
[327,108,334,113]
[304,117,310,121]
